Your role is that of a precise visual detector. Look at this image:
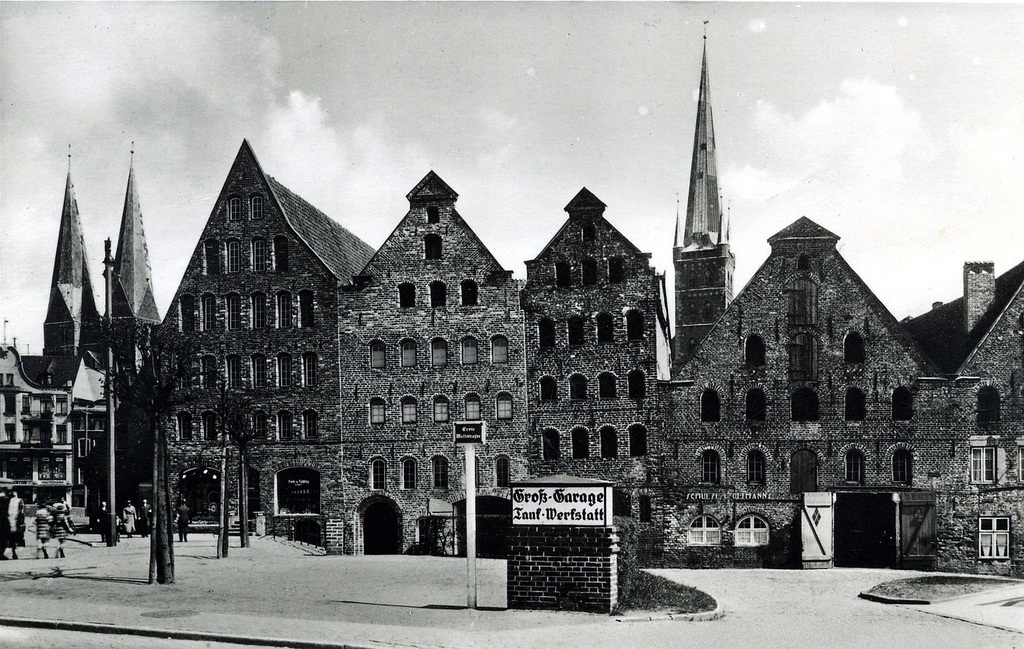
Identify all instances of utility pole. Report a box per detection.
[217,381,229,558]
[103,239,117,547]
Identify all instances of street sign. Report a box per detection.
[453,421,486,445]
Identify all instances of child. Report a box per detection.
[51,501,74,558]
[34,503,52,559]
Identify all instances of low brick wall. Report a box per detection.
[507,525,619,613]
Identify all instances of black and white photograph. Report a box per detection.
[1,2,1022,648]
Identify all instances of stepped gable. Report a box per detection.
[265,175,375,284]
[904,258,1024,374]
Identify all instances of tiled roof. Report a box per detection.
[266,177,375,284]
[904,258,1024,374]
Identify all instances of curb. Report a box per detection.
[614,600,724,623]
[858,592,931,605]
[0,616,393,649]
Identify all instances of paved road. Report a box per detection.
[0,625,291,649]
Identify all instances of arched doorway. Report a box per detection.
[455,496,512,559]
[179,467,221,522]
[363,497,402,554]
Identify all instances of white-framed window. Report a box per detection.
[251,354,267,387]
[226,355,242,389]
[251,196,263,220]
[431,339,448,366]
[302,410,318,439]
[226,239,241,273]
[689,516,721,545]
[735,515,770,547]
[277,353,292,387]
[370,459,386,490]
[979,517,1010,558]
[401,340,417,367]
[496,393,513,420]
[491,336,508,364]
[432,456,449,489]
[226,294,242,330]
[401,397,417,424]
[464,394,481,421]
[433,396,449,423]
[277,292,292,329]
[302,353,317,387]
[252,238,269,272]
[251,292,267,329]
[971,446,997,484]
[462,338,478,365]
[227,197,242,221]
[277,411,292,440]
[369,398,385,425]
[369,341,386,368]
[402,458,417,490]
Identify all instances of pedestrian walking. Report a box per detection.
[7,490,25,559]
[0,486,10,559]
[139,499,151,537]
[51,501,73,558]
[34,503,52,559]
[175,501,190,542]
[123,501,137,538]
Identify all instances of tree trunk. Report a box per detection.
[149,415,158,584]
[153,423,175,583]
[217,442,229,558]
[238,445,250,548]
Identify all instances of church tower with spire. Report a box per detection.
[43,169,102,356]
[112,156,161,324]
[673,39,735,368]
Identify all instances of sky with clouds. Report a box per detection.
[1,2,1022,354]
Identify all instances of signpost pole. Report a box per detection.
[465,442,477,609]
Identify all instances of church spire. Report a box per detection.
[113,151,161,323]
[675,39,724,249]
[43,170,101,356]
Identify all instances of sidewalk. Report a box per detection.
[905,582,1024,634]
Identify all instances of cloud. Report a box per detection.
[748,19,767,33]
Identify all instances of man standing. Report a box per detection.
[0,486,10,559]
[139,499,151,537]
[7,490,24,559]
[175,501,190,542]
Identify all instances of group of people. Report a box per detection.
[91,500,153,543]
[32,500,75,559]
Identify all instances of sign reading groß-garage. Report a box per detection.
[510,475,613,526]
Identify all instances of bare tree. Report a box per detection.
[220,389,256,549]
[105,320,196,584]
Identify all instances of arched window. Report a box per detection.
[496,393,513,420]
[542,429,560,460]
[608,257,624,284]
[430,282,447,307]
[226,239,241,273]
[596,312,614,343]
[370,459,386,490]
[431,339,448,366]
[791,388,819,422]
[746,450,766,485]
[789,333,817,380]
[202,293,217,331]
[177,412,193,441]
[369,341,386,368]
[433,396,449,422]
[226,355,242,388]
[978,386,1000,425]
[540,376,558,402]
[402,458,417,490]
[203,411,219,441]
[201,355,217,388]
[398,283,416,308]
[277,411,292,440]
[424,234,442,260]
[600,426,618,459]
[495,457,510,488]
[626,310,644,341]
[567,316,585,346]
[628,425,648,457]
[401,339,417,367]
[250,195,263,220]
[700,389,721,422]
[251,354,267,387]
[844,332,866,363]
[299,290,314,328]
[538,318,556,348]
[745,389,766,421]
[628,370,646,399]
[302,410,318,439]
[735,515,769,547]
[179,295,196,332]
[252,411,267,438]
[369,398,385,424]
[252,238,269,271]
[571,428,590,459]
[581,222,596,241]
[227,197,242,221]
[464,394,481,420]
[582,258,598,285]
[555,261,572,287]
[225,294,241,331]
[251,292,267,329]
[432,456,449,488]
[461,280,478,306]
[569,374,588,400]
[845,388,866,421]
[745,335,766,366]
[276,291,292,329]
[845,449,865,484]
[273,236,288,272]
[491,336,508,364]
[205,239,220,274]
[790,449,818,493]
[892,387,913,421]
[700,450,721,483]
[892,449,912,484]
[787,277,817,325]
[598,372,617,399]
[461,337,478,364]
[400,396,417,424]
[689,516,721,545]
[277,353,292,387]
[302,353,317,387]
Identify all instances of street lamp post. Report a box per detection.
[102,239,117,547]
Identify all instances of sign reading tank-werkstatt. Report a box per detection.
[511,484,612,526]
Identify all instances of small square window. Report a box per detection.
[979,516,1010,559]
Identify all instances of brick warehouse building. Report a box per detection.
[22,45,1016,575]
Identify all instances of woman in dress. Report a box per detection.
[122,501,137,539]
[51,501,73,558]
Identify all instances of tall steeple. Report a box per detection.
[43,169,102,356]
[676,39,724,249]
[672,36,736,371]
[112,153,161,323]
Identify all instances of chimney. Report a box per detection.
[963,262,996,332]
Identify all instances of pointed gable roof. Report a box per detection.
[113,162,161,323]
[564,187,607,214]
[406,170,458,202]
[530,188,644,263]
[767,216,840,246]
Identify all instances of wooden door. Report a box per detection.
[790,449,818,494]
[801,492,834,569]
[899,491,937,569]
